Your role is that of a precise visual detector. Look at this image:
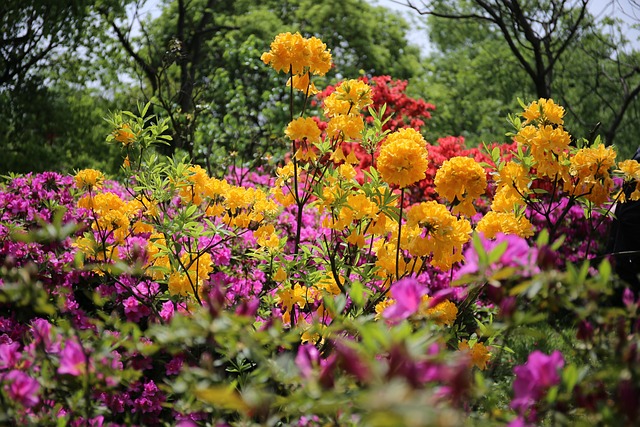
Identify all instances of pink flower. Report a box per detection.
[383,277,427,322]
[123,296,151,322]
[31,318,60,353]
[0,342,21,370]
[295,343,320,379]
[58,339,88,376]
[511,350,564,415]
[3,369,40,407]
[159,301,175,322]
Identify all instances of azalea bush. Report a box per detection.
[1,31,640,426]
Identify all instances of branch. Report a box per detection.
[101,10,158,93]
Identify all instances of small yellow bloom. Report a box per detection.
[113,124,136,146]
[287,72,319,95]
[273,267,287,282]
[75,169,104,190]
[405,201,472,270]
[458,340,491,370]
[261,32,332,77]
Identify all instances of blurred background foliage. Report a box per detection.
[1,0,639,175]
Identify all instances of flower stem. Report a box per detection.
[396,188,405,281]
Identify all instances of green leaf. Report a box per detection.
[195,385,249,413]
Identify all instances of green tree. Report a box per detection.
[0,0,137,174]
[103,0,424,168]
[404,0,640,154]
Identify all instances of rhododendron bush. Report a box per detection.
[1,32,640,426]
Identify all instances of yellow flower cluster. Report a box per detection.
[75,169,104,190]
[522,98,565,126]
[434,156,487,217]
[168,252,213,297]
[491,161,530,212]
[285,117,322,143]
[377,128,429,188]
[261,32,332,76]
[516,124,571,179]
[405,201,472,271]
[458,340,491,370]
[373,295,458,326]
[175,165,278,229]
[261,32,332,97]
[323,79,372,141]
[112,123,136,147]
[275,274,342,324]
[78,192,140,244]
[476,211,534,239]
[568,143,616,205]
[617,159,640,201]
[420,295,458,326]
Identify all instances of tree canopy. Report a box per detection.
[404,0,640,155]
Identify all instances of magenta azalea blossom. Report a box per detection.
[511,350,564,414]
[383,277,427,322]
[0,342,21,370]
[457,232,540,279]
[3,369,40,407]
[58,339,88,376]
[295,343,320,379]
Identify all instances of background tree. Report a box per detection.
[0,0,135,174]
[101,0,424,173]
[403,0,640,155]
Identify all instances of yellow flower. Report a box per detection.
[491,186,526,212]
[542,99,565,125]
[522,98,565,125]
[421,295,458,326]
[617,160,640,202]
[334,79,373,112]
[306,36,332,76]
[338,163,357,180]
[375,298,394,320]
[569,143,616,205]
[491,161,531,212]
[261,32,331,77]
[260,32,309,75]
[434,156,487,217]
[458,340,491,370]
[113,123,136,146]
[476,211,534,239]
[75,169,104,190]
[377,128,428,188]
[618,159,640,180]
[518,125,571,179]
[326,114,364,140]
[168,271,191,296]
[405,201,472,270]
[323,79,372,117]
[496,161,530,193]
[287,72,319,95]
[285,117,322,143]
[273,267,287,282]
